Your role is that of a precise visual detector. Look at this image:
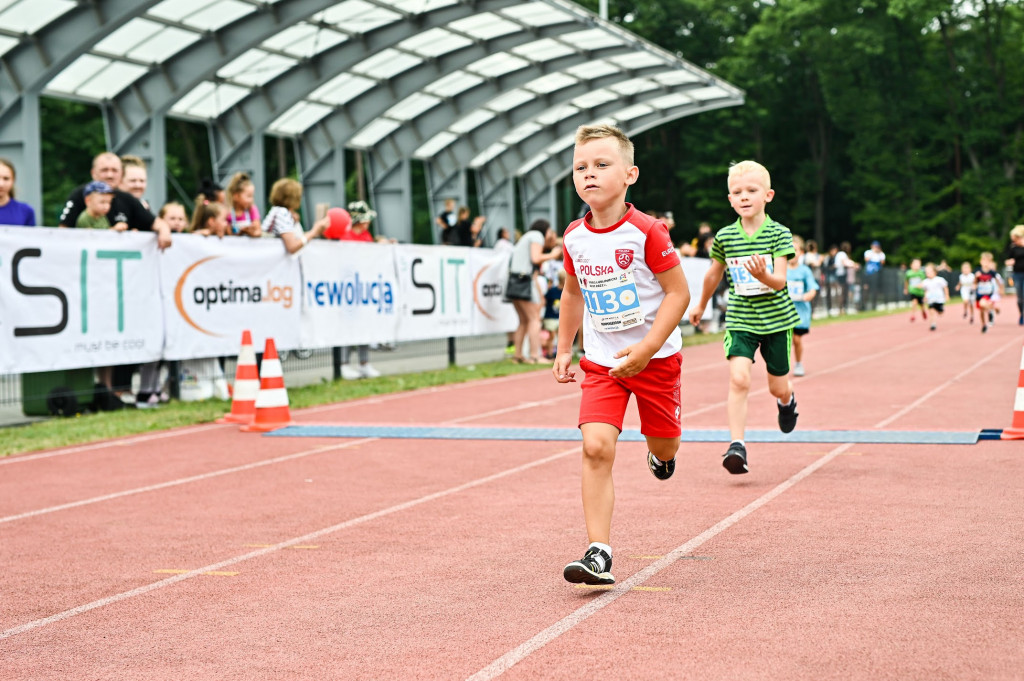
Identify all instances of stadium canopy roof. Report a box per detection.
[0,0,743,240]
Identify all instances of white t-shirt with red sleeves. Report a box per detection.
[562,204,681,369]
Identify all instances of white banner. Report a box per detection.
[159,234,302,359]
[0,226,164,373]
[299,240,399,348]
[681,256,714,320]
[469,249,518,335]
[394,244,475,341]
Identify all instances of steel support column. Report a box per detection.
[367,156,412,243]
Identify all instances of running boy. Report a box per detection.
[921,263,948,331]
[786,235,819,376]
[956,261,975,324]
[975,252,1004,333]
[688,160,800,475]
[904,258,928,322]
[553,124,689,586]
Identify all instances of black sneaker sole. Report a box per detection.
[778,402,798,434]
[563,563,615,585]
[647,452,675,480]
[722,451,749,475]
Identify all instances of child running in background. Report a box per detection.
[688,160,800,475]
[956,261,975,324]
[974,252,1004,333]
[553,124,689,586]
[921,263,948,331]
[542,270,565,360]
[904,258,928,322]
[787,235,819,377]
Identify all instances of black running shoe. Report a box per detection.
[722,441,748,475]
[647,451,675,480]
[778,394,799,433]
[563,546,614,585]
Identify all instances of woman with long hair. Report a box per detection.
[506,219,560,363]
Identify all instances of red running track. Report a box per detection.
[1,313,1022,680]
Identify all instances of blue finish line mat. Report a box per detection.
[266,425,1001,445]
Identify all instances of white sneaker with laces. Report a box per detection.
[340,364,362,381]
[793,362,805,377]
[360,364,381,379]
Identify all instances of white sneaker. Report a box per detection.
[340,364,361,381]
[360,364,381,379]
[793,362,805,377]
[136,393,161,409]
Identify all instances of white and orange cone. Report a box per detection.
[241,337,294,433]
[1001,342,1024,440]
[216,330,259,424]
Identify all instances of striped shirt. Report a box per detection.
[711,216,800,334]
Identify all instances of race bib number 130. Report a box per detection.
[727,254,774,296]
[581,268,644,333]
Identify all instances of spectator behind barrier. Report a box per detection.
[225,171,262,237]
[493,227,514,252]
[197,177,225,205]
[437,197,457,244]
[159,202,189,232]
[120,155,151,211]
[59,151,171,250]
[336,200,387,380]
[190,200,230,237]
[454,205,486,247]
[261,178,328,254]
[0,157,37,226]
[75,181,115,230]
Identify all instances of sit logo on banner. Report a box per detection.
[6,247,141,338]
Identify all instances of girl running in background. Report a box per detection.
[975,252,1005,334]
[956,261,975,324]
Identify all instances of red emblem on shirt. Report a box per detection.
[615,249,634,269]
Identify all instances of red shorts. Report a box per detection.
[578,353,682,438]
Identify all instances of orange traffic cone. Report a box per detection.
[241,337,294,432]
[216,330,260,424]
[1001,342,1024,440]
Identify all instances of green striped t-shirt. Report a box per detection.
[711,216,800,334]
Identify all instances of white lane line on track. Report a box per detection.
[463,334,1023,681]
[0,370,551,466]
[0,424,231,466]
[0,326,976,523]
[0,439,375,525]
[465,441,856,681]
[0,318,894,466]
[0,445,580,641]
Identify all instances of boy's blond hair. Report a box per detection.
[980,251,994,263]
[791,234,805,251]
[728,160,772,189]
[575,124,634,166]
[1010,224,1024,240]
[269,178,303,211]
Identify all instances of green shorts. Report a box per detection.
[723,328,793,376]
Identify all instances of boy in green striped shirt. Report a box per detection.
[688,161,800,474]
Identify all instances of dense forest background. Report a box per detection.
[576,0,1024,264]
[38,0,1024,264]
